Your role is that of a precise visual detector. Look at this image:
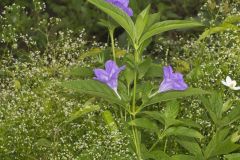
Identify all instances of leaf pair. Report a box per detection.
[198,15,240,41]
[201,93,240,128]
[129,100,203,140]
[88,0,203,54]
[178,127,240,160]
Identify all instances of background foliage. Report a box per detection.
[0,0,240,159]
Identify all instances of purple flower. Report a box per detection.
[159,66,188,93]
[94,60,125,98]
[105,0,133,16]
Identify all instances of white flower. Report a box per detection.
[222,76,240,90]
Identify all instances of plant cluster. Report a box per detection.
[0,0,240,160]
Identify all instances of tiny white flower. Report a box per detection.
[222,76,240,90]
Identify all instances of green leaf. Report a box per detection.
[204,128,240,159]
[36,138,52,148]
[144,150,170,160]
[225,153,240,160]
[223,15,240,24]
[176,137,203,157]
[67,66,93,78]
[128,118,159,132]
[170,155,196,160]
[124,68,134,86]
[135,5,151,40]
[79,48,103,60]
[102,110,118,132]
[140,20,204,45]
[177,119,201,129]
[141,88,209,109]
[136,82,153,103]
[65,98,100,124]
[198,23,239,41]
[200,96,218,125]
[164,100,179,119]
[221,105,240,127]
[142,111,165,124]
[144,63,163,78]
[145,12,161,30]
[164,126,204,139]
[142,110,199,129]
[61,80,125,107]
[14,79,21,90]
[138,37,152,55]
[222,99,234,113]
[88,0,135,41]
[98,18,119,30]
[138,58,152,79]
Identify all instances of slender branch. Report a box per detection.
[149,138,160,152]
[109,29,116,62]
[164,138,168,153]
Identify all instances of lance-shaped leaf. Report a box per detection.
[141,88,209,110]
[61,80,126,107]
[139,20,204,45]
[170,155,196,160]
[164,126,204,139]
[128,118,159,133]
[135,5,151,40]
[198,23,240,41]
[102,110,119,132]
[176,137,204,157]
[88,0,135,41]
[142,111,201,129]
[204,127,240,159]
[144,150,170,160]
[198,15,240,41]
[225,153,240,160]
[65,104,100,124]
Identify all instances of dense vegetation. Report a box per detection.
[0,0,240,160]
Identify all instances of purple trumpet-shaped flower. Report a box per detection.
[94,60,125,98]
[105,0,133,16]
[159,66,188,93]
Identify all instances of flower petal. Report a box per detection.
[105,60,119,76]
[107,78,118,90]
[221,80,228,87]
[94,69,109,82]
[231,80,237,87]
[118,0,129,7]
[226,76,232,84]
[163,66,173,79]
[105,0,133,16]
[233,86,240,90]
[159,66,188,93]
[159,79,174,93]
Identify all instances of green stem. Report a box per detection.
[164,138,168,153]
[149,138,160,152]
[131,49,142,159]
[109,29,116,62]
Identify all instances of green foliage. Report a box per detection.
[198,15,240,41]
[1,0,240,159]
[88,0,203,59]
[64,98,100,124]
[62,80,127,107]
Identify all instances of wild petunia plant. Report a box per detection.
[62,0,208,159]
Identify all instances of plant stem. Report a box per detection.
[131,49,142,159]
[149,138,160,152]
[109,29,116,62]
[164,138,168,153]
